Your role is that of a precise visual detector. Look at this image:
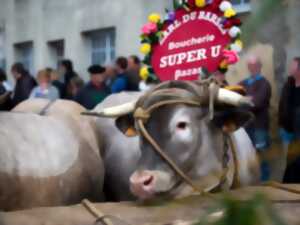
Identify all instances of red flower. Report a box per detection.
[186,0,196,7]
[206,0,223,11]
[223,49,240,65]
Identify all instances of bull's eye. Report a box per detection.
[177,122,188,130]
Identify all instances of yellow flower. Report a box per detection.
[195,0,206,8]
[235,39,243,48]
[224,8,236,18]
[148,13,161,24]
[140,43,151,54]
[220,60,229,69]
[140,67,149,80]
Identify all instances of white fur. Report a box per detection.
[0,114,79,178]
[230,128,259,184]
[169,108,193,144]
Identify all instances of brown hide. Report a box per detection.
[1,185,300,225]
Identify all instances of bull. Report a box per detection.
[86,80,260,200]
[0,100,105,211]
[14,94,141,202]
[13,80,259,203]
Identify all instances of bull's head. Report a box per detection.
[84,81,254,200]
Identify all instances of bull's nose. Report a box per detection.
[130,171,155,199]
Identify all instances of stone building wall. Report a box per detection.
[0,0,171,79]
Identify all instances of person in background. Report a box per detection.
[68,76,85,100]
[105,65,116,87]
[239,56,272,181]
[75,65,109,109]
[30,69,59,101]
[47,68,64,98]
[58,59,78,98]
[0,68,12,110]
[11,62,37,107]
[279,57,300,183]
[214,70,229,87]
[110,57,129,93]
[127,55,141,91]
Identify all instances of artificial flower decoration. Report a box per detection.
[141,22,158,35]
[186,0,196,7]
[166,11,176,22]
[230,40,243,53]
[140,43,151,54]
[224,8,236,18]
[235,39,243,48]
[195,0,206,8]
[139,0,244,81]
[219,1,232,11]
[223,49,240,64]
[148,13,161,24]
[140,67,150,80]
[219,60,229,69]
[229,26,241,38]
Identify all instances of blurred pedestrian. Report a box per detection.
[11,62,37,107]
[68,76,85,100]
[239,56,272,181]
[0,68,12,110]
[127,55,141,91]
[48,68,64,98]
[279,57,300,183]
[75,65,109,109]
[110,57,129,93]
[105,65,116,87]
[239,56,272,150]
[279,57,300,143]
[30,69,59,101]
[58,59,78,98]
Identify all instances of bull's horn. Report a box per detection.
[82,101,136,118]
[217,88,254,107]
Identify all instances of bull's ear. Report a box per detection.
[115,114,138,137]
[213,109,254,133]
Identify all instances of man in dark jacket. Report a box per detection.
[239,56,272,181]
[127,55,141,91]
[279,57,300,183]
[75,65,110,110]
[110,57,129,93]
[59,59,79,99]
[279,57,300,141]
[11,63,37,107]
[240,56,272,150]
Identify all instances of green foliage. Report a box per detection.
[194,194,287,225]
[242,0,284,45]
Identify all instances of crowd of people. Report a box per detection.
[0,54,299,182]
[0,55,143,110]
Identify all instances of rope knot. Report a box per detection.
[134,107,150,123]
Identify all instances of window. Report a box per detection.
[14,41,34,75]
[84,28,116,65]
[48,39,64,69]
[232,0,251,13]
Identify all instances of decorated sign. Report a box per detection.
[139,0,243,82]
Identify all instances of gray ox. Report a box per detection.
[14,95,141,202]
[0,101,105,211]
[87,81,260,200]
[14,81,259,202]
